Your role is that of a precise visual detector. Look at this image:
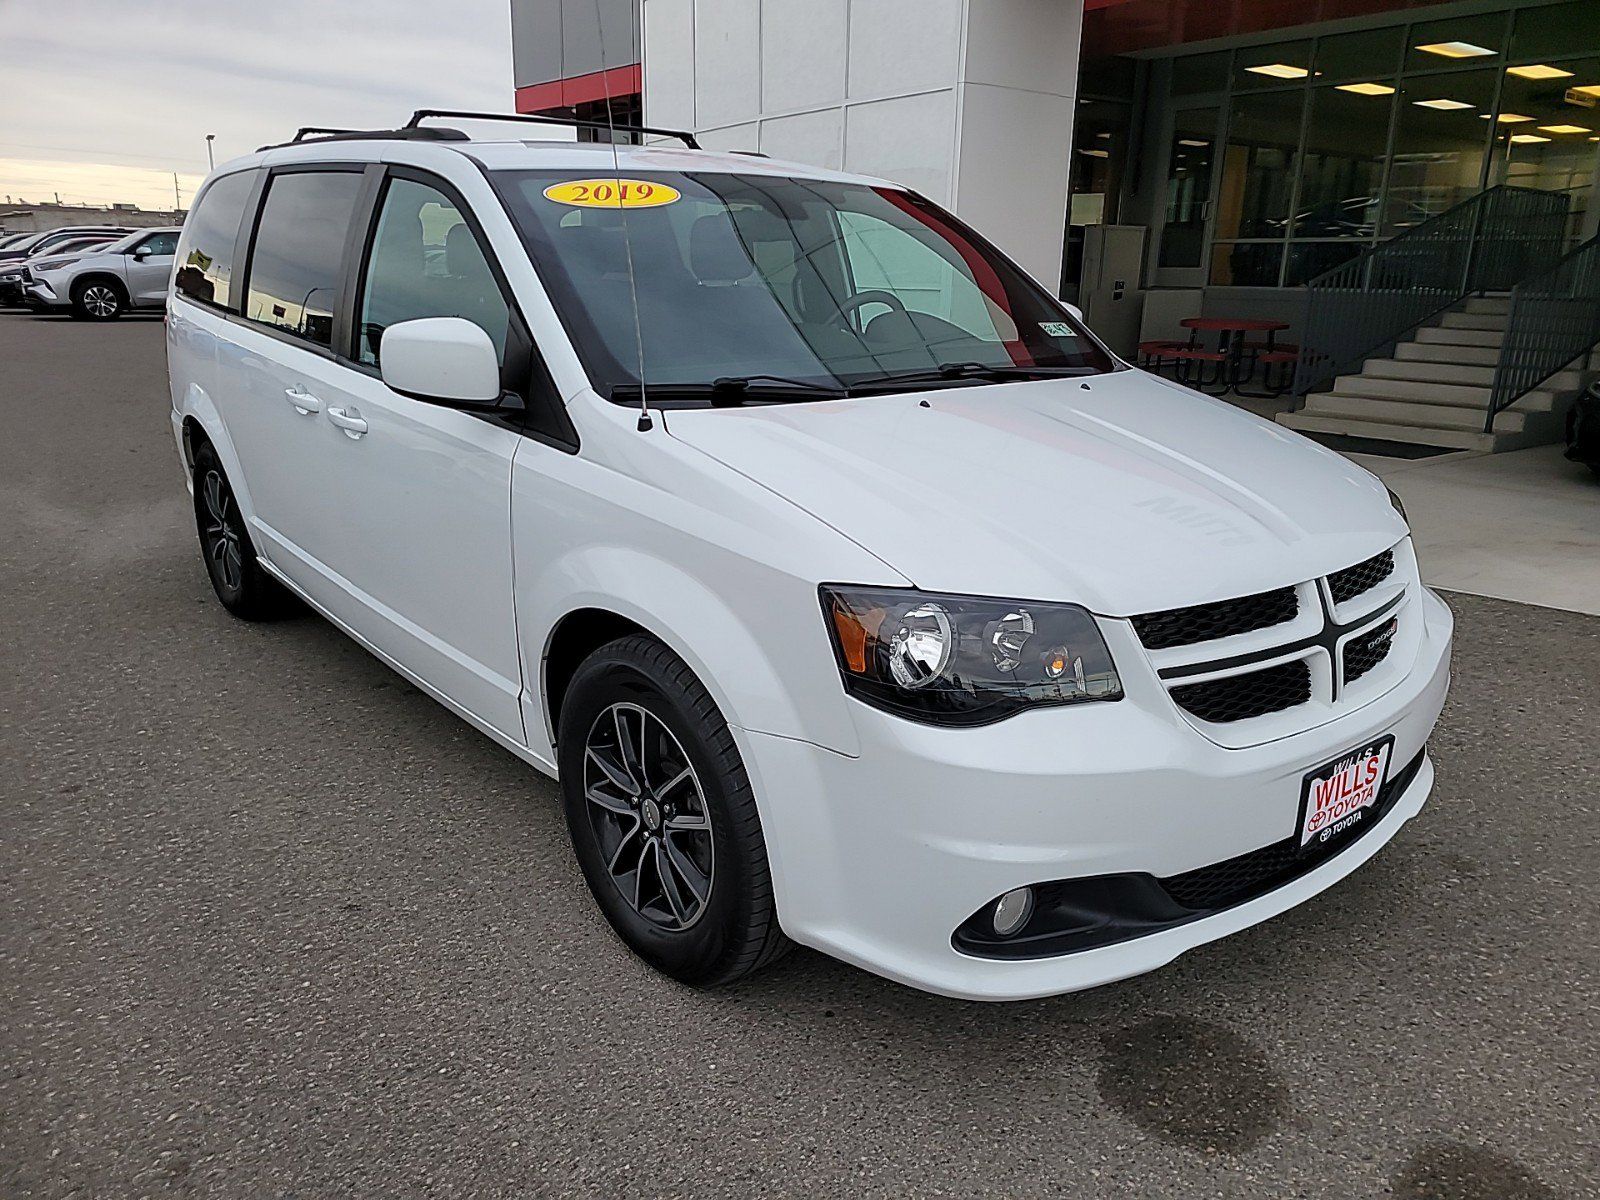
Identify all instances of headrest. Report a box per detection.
[444,222,478,276]
[689,214,754,284]
[562,222,630,278]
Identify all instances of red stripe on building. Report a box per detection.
[514,64,642,113]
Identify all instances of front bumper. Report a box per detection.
[22,280,64,310]
[738,587,1452,1001]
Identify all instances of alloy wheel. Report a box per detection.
[582,701,715,931]
[201,469,244,592]
[81,285,119,317]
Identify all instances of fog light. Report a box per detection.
[992,887,1034,937]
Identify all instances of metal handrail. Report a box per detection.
[1293,186,1570,397]
[1486,234,1600,431]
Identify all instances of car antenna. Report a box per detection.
[594,0,653,433]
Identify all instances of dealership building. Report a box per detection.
[509,0,1600,451]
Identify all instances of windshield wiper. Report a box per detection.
[610,378,848,406]
[848,362,1101,392]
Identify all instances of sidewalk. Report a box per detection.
[1347,445,1600,616]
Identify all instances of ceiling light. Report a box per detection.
[1495,112,1536,123]
[1078,149,1110,158]
[1246,63,1310,79]
[1507,64,1574,80]
[1337,82,1397,96]
[1178,139,1210,147]
[1414,98,1475,110]
[1509,134,1551,143]
[1416,41,1496,59]
[1539,124,1591,134]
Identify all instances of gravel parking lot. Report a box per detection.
[2,312,1597,1198]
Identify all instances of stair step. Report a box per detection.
[1463,296,1510,316]
[1439,311,1510,331]
[1277,411,1504,451]
[1333,376,1563,411]
[1396,341,1503,367]
[1361,358,1588,393]
[1415,326,1506,348]
[1305,393,1526,432]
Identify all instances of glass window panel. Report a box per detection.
[358,179,511,367]
[244,171,364,348]
[1285,240,1367,287]
[1294,84,1395,238]
[1210,242,1283,287]
[1489,57,1600,238]
[174,170,256,311]
[1385,69,1498,234]
[1171,52,1231,98]
[1511,2,1600,65]
[1159,106,1219,268]
[1070,98,1130,226]
[1236,40,1313,90]
[1313,27,1404,85]
[1216,89,1305,240]
[1406,12,1508,73]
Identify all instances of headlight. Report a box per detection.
[1386,486,1408,525]
[820,585,1123,726]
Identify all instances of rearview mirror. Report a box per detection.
[379,317,501,406]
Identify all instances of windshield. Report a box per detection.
[493,170,1113,400]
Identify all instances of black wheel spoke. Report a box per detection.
[583,701,714,932]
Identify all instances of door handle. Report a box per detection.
[284,386,322,414]
[326,405,368,438]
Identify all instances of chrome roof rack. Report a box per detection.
[256,124,471,152]
[405,108,701,150]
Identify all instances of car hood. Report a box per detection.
[664,369,1406,615]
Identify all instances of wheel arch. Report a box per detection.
[70,270,128,301]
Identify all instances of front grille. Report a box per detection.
[1344,618,1397,685]
[1328,549,1394,605]
[1160,747,1426,911]
[1130,586,1298,650]
[1169,658,1311,723]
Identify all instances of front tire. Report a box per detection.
[73,278,126,320]
[191,441,295,620]
[558,635,790,986]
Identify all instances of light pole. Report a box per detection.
[205,134,215,171]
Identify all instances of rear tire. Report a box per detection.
[558,635,791,986]
[72,277,126,320]
[191,441,296,620]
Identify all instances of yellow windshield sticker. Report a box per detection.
[542,179,681,209]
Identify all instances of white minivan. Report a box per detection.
[166,114,1451,1001]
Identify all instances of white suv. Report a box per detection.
[166,114,1451,1001]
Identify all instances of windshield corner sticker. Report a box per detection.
[1038,322,1073,337]
[543,179,681,209]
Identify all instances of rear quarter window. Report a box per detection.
[175,170,258,312]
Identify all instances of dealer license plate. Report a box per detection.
[1298,736,1394,850]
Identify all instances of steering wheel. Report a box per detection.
[829,289,909,328]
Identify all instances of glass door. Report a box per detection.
[1154,103,1222,288]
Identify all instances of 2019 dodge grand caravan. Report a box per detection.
[166,114,1451,1001]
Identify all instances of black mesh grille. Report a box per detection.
[1344,619,1397,685]
[1169,659,1311,723]
[1160,748,1426,911]
[1328,549,1395,605]
[1130,587,1298,650]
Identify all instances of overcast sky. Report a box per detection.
[0,0,514,210]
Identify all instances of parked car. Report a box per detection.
[0,224,130,264]
[1565,380,1600,477]
[166,117,1452,1001]
[23,227,178,318]
[0,233,123,306]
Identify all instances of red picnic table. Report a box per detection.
[1139,316,1295,396]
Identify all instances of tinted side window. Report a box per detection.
[244,171,364,349]
[139,231,179,257]
[357,178,510,367]
[175,172,255,310]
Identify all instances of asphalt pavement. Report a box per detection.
[2,311,1597,1198]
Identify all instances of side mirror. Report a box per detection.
[1063,302,1085,323]
[379,317,502,406]
[133,244,152,259]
